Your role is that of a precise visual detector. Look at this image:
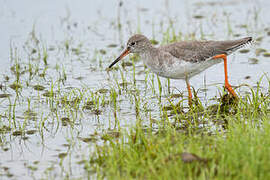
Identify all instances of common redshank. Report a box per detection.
[108,34,252,106]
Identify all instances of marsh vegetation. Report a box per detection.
[0,0,270,179]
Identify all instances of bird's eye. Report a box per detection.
[130,42,136,46]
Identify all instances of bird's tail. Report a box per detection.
[224,37,253,54]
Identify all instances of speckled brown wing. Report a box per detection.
[159,37,252,63]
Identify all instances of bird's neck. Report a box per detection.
[140,46,160,67]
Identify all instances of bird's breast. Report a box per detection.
[142,53,223,79]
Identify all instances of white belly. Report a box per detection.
[149,57,223,79]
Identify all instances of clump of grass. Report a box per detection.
[89,83,270,179]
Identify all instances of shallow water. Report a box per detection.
[0,0,270,179]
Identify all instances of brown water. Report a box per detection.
[0,0,270,179]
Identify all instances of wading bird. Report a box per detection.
[108,34,252,106]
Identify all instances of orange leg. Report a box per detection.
[213,54,237,97]
[185,77,193,106]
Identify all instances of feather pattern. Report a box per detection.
[159,37,252,63]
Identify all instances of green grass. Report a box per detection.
[1,4,269,179]
[90,90,270,180]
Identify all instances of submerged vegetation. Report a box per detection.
[0,0,270,179]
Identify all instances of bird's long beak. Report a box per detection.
[108,48,130,68]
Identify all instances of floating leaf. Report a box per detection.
[61,117,71,126]
[27,165,38,171]
[255,48,267,56]
[101,130,121,141]
[106,66,119,71]
[78,137,97,143]
[107,130,121,138]
[48,46,55,51]
[193,15,204,19]
[248,58,259,64]
[163,105,174,111]
[83,101,95,110]
[71,48,82,55]
[245,76,251,79]
[239,49,250,53]
[92,109,102,115]
[77,160,88,165]
[9,83,22,90]
[74,76,84,80]
[0,94,11,98]
[107,44,118,48]
[12,130,23,136]
[233,34,241,37]
[0,126,11,133]
[99,49,106,55]
[121,62,133,67]
[26,130,37,135]
[256,36,263,42]
[31,49,37,54]
[33,161,39,165]
[119,82,131,87]
[170,94,182,98]
[33,85,45,91]
[263,52,270,57]
[239,24,247,28]
[24,110,37,118]
[42,91,54,97]
[58,153,67,159]
[97,88,109,94]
